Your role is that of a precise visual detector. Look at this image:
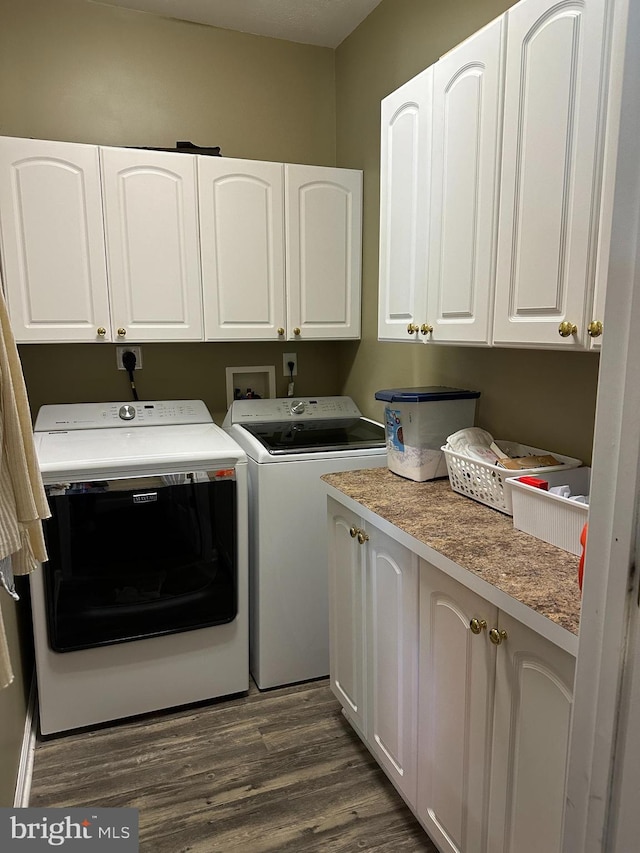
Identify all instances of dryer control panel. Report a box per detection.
[35,400,212,431]
[227,396,362,423]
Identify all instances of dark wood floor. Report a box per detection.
[30,678,437,852]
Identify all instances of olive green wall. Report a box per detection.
[0,0,336,161]
[18,342,344,423]
[335,0,600,464]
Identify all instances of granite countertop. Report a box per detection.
[323,468,581,636]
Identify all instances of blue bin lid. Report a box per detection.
[374,386,481,403]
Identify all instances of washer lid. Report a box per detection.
[35,422,246,482]
[374,386,481,403]
[240,418,385,455]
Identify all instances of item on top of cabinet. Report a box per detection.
[132,141,222,156]
[374,387,480,482]
[509,468,590,555]
[442,439,582,515]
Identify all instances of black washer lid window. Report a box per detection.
[243,418,385,454]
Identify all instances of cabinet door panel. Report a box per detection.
[493,0,607,347]
[327,500,366,734]
[378,68,432,341]
[101,147,202,341]
[367,527,418,805]
[428,18,503,345]
[0,137,110,342]
[199,158,285,341]
[286,164,362,340]
[488,612,575,853]
[417,564,497,853]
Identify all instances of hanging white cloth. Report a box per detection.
[0,285,50,689]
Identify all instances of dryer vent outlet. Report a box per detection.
[117,346,143,370]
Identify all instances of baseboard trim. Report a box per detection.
[13,671,37,808]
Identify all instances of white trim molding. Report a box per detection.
[13,672,37,808]
[562,0,640,849]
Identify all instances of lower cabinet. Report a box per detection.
[417,565,496,853]
[486,609,574,853]
[327,499,419,807]
[327,497,575,853]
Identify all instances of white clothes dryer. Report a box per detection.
[223,396,386,690]
[32,400,248,734]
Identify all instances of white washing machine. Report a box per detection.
[223,396,386,689]
[32,400,248,734]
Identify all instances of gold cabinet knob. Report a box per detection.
[117,327,127,337]
[96,327,107,337]
[587,320,603,338]
[357,530,369,545]
[558,321,577,337]
[489,628,508,646]
[420,324,433,335]
[469,618,487,635]
[349,526,358,538]
[277,327,285,336]
[407,324,419,335]
[293,327,301,336]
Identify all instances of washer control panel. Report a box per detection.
[228,396,362,423]
[35,400,212,431]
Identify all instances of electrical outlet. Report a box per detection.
[283,352,297,376]
[116,346,143,370]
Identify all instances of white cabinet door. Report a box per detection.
[427,18,504,345]
[493,0,608,348]
[101,147,203,342]
[285,164,362,341]
[378,68,432,343]
[327,499,367,735]
[417,562,497,853]
[366,525,419,807]
[328,503,419,804]
[487,611,575,853]
[199,157,286,342]
[0,136,111,343]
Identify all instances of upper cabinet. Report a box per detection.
[100,147,203,342]
[0,137,111,343]
[378,19,504,347]
[493,0,608,349]
[378,67,433,342]
[0,138,363,344]
[428,17,504,345]
[200,160,362,342]
[286,164,362,341]
[198,157,286,342]
[379,0,615,351]
[0,138,203,343]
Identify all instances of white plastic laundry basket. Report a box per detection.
[442,440,582,515]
